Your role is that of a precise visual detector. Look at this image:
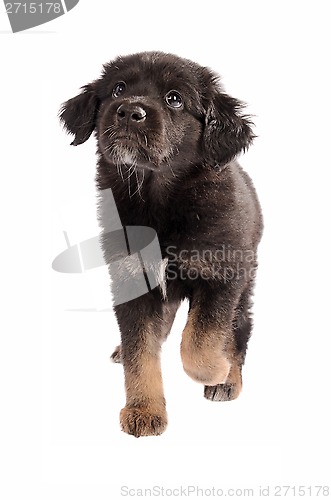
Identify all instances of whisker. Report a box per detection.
[164,156,178,179]
[101,125,116,137]
[119,163,124,181]
[168,163,177,178]
[128,165,133,197]
[130,167,145,200]
[126,165,136,181]
[139,169,145,200]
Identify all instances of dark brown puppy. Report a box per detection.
[60,51,263,437]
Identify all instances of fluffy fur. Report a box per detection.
[60,51,263,437]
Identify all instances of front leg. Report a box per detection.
[114,293,169,437]
[204,283,254,401]
[111,300,179,364]
[180,282,243,397]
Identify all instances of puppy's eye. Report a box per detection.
[165,91,183,109]
[112,82,126,98]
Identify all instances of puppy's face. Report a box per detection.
[96,54,207,170]
[60,52,255,171]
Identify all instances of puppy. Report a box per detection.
[60,51,263,437]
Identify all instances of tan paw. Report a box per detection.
[120,406,167,437]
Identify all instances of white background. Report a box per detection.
[1,1,331,498]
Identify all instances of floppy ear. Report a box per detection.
[203,92,255,167]
[59,84,99,146]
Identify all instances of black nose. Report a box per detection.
[116,103,147,123]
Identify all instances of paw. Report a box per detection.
[181,336,231,386]
[110,345,122,363]
[204,382,241,402]
[120,406,167,437]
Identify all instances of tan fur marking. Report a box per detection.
[226,361,242,386]
[225,362,243,398]
[180,314,232,386]
[124,348,165,409]
[120,322,167,437]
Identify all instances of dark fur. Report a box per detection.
[60,51,263,437]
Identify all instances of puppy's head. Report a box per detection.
[60,52,254,171]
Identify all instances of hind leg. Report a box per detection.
[204,283,254,401]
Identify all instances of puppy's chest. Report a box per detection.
[146,199,206,243]
[112,177,227,255]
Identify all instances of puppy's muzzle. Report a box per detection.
[116,103,147,125]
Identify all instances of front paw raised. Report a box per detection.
[120,406,167,437]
